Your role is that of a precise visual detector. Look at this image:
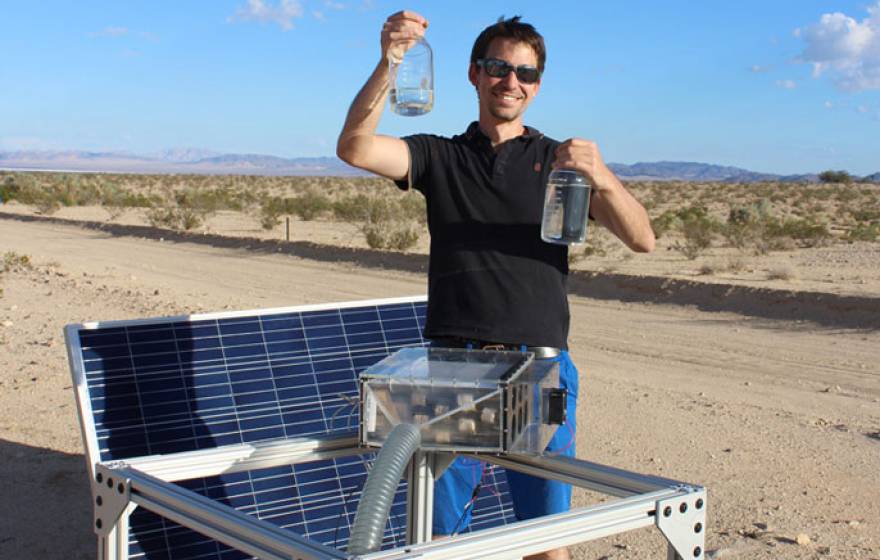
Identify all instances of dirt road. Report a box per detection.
[1,217,877,559]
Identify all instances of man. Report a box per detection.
[337,11,654,560]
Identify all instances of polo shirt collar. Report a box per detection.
[464,121,543,147]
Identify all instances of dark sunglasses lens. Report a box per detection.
[484,59,512,78]
[482,59,539,83]
[516,67,539,84]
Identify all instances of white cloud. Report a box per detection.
[312,10,326,21]
[750,64,771,73]
[229,0,305,31]
[795,2,880,91]
[857,104,870,113]
[824,100,834,109]
[776,79,797,89]
[324,1,345,9]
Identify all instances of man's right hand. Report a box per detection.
[381,11,428,64]
[337,11,427,181]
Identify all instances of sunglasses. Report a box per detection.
[476,58,541,84]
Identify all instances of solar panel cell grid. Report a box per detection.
[71,298,516,558]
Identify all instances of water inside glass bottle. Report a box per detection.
[541,169,591,245]
[390,38,434,116]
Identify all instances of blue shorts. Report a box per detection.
[432,351,579,534]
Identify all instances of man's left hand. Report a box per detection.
[552,138,613,192]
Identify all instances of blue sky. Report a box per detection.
[2,1,879,175]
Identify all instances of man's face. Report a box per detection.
[469,38,542,124]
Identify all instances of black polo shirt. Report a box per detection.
[396,121,570,349]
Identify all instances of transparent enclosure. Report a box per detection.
[360,348,561,454]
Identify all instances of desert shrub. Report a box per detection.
[145,202,209,231]
[675,218,716,259]
[849,208,880,223]
[288,190,331,221]
[818,170,852,184]
[650,210,679,239]
[767,266,796,281]
[0,175,21,203]
[846,222,880,242]
[177,207,205,231]
[332,194,371,222]
[398,194,427,225]
[765,216,830,247]
[174,188,220,215]
[2,251,32,272]
[363,222,421,250]
[332,194,422,250]
[200,186,255,211]
[724,199,772,250]
[100,182,133,219]
[30,188,63,215]
[258,197,287,230]
[670,206,719,259]
[145,206,181,229]
[726,257,749,273]
[835,187,860,203]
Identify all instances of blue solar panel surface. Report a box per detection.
[72,299,516,558]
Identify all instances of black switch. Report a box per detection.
[547,388,567,425]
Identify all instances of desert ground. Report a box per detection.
[1,201,878,559]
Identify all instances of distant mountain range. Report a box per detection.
[0,150,876,182]
[0,150,369,176]
[607,161,821,183]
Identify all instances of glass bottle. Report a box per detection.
[389,38,434,116]
[541,169,591,244]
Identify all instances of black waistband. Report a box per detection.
[430,337,561,359]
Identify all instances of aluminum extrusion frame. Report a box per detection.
[90,438,706,560]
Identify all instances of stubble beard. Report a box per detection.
[479,90,527,123]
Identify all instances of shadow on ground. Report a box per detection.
[0,439,94,560]
[3,212,878,330]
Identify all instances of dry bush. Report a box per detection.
[2,251,32,272]
[726,257,750,273]
[363,222,421,251]
[145,190,215,231]
[258,197,286,230]
[669,206,719,260]
[332,194,424,250]
[846,222,880,242]
[289,190,332,221]
[767,266,796,281]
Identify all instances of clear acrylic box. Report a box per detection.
[359,347,562,454]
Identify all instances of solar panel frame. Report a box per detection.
[66,295,518,559]
[66,295,429,474]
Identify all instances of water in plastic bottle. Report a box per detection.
[541,169,591,244]
[390,38,434,116]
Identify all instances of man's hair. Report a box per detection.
[470,16,546,73]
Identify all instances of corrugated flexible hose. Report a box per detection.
[347,423,422,555]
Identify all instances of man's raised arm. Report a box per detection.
[336,11,428,181]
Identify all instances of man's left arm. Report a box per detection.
[553,138,655,253]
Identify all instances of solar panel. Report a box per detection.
[67,296,517,558]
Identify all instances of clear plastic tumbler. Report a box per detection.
[389,38,434,116]
[541,169,591,245]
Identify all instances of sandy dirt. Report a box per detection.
[0,215,878,559]
[2,202,879,299]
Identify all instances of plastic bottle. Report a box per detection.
[541,169,591,244]
[389,38,434,116]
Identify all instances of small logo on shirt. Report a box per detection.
[534,162,542,173]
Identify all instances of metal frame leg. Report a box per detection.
[406,450,434,544]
